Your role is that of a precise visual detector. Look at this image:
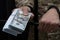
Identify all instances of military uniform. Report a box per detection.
[15,0,60,40]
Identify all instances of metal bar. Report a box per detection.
[33,0,38,40]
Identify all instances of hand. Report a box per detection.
[38,8,60,33]
[20,6,34,19]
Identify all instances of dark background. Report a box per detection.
[0,0,29,40]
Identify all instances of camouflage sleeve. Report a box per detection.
[15,0,34,8]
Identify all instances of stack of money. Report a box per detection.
[2,8,32,36]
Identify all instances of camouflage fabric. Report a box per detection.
[15,0,34,7]
[15,0,60,40]
[38,0,60,15]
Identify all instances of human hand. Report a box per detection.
[38,8,60,33]
[20,6,34,19]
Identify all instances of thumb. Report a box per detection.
[20,6,30,16]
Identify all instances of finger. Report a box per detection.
[41,22,47,31]
[40,21,50,32]
[47,23,58,33]
[45,23,50,32]
[48,24,54,32]
[31,13,34,17]
[38,22,44,31]
[42,22,46,32]
[20,6,30,16]
[47,23,55,33]
[46,23,50,32]
[53,24,59,31]
[22,7,28,16]
[30,13,34,20]
[38,22,42,31]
